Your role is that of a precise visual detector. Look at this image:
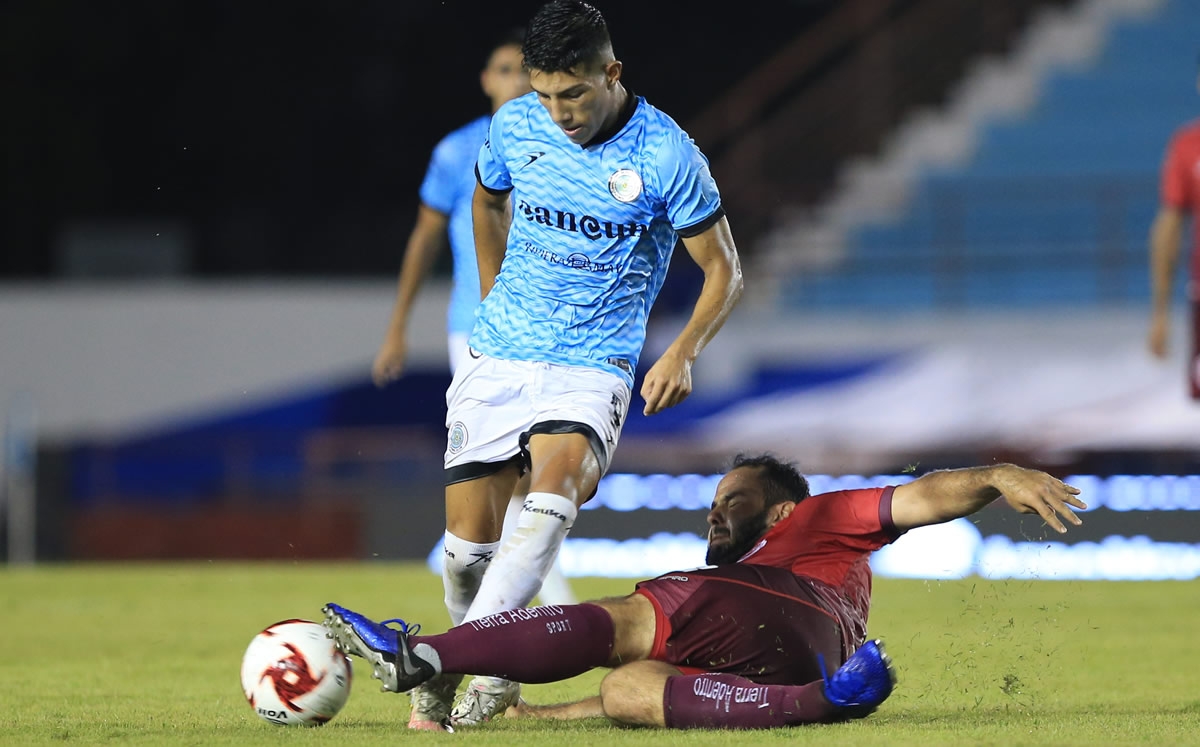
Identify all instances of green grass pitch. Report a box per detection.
[3,562,1198,745]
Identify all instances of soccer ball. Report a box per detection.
[240,619,353,726]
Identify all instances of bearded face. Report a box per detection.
[705,506,769,565]
[705,467,779,565]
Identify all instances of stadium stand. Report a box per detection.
[775,0,1196,309]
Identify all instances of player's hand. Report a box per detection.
[503,699,530,720]
[371,333,407,387]
[995,465,1086,534]
[1148,311,1169,358]
[640,350,693,416]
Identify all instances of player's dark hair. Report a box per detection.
[730,453,810,507]
[522,0,612,74]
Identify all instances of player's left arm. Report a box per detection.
[641,217,743,415]
[505,695,605,721]
[890,463,1086,534]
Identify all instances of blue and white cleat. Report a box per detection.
[322,603,438,694]
[821,639,897,717]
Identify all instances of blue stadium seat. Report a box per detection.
[785,0,1195,311]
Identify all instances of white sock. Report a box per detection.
[441,531,501,626]
[463,492,578,622]
[501,494,577,606]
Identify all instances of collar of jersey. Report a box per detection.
[581,89,639,149]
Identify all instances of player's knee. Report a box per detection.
[599,669,643,725]
[598,663,669,727]
[527,433,601,503]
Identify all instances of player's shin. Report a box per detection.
[464,492,577,617]
[412,603,615,683]
[662,674,840,729]
[441,531,500,625]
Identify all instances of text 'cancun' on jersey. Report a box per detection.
[473,92,723,387]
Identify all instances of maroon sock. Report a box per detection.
[662,673,842,729]
[412,603,614,683]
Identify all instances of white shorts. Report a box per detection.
[448,332,469,374]
[444,350,631,482]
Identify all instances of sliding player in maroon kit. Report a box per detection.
[324,456,1084,730]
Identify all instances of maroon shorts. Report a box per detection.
[634,564,844,686]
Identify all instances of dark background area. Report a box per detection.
[3,0,838,278]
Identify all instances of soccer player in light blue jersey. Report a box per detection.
[373,32,528,382]
[440,0,742,727]
[371,31,579,732]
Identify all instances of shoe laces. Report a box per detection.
[451,677,519,722]
[380,618,420,635]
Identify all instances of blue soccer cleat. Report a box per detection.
[322,603,438,694]
[821,639,897,716]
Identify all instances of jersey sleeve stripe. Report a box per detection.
[878,486,902,540]
[676,207,725,238]
[475,164,513,195]
[418,200,451,217]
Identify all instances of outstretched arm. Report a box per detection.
[640,216,743,415]
[891,464,1086,534]
[505,695,605,721]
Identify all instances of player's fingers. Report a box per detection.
[655,381,685,413]
[1033,498,1067,533]
[647,386,672,415]
[1059,504,1082,526]
[641,379,662,416]
[1053,481,1087,513]
[1047,495,1082,526]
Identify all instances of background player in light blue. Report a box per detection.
[369,29,578,731]
[441,0,745,727]
[373,31,527,382]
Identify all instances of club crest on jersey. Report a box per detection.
[608,169,643,203]
[448,421,468,454]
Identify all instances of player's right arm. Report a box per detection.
[641,129,742,416]
[1149,130,1190,358]
[472,182,510,300]
[372,204,449,386]
[473,113,515,301]
[890,464,1085,534]
[1149,205,1183,358]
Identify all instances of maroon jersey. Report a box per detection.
[735,486,902,654]
[635,486,903,683]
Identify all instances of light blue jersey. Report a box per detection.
[419,115,490,335]
[473,92,723,388]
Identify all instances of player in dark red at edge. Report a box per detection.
[323,455,1085,730]
[1149,80,1200,399]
